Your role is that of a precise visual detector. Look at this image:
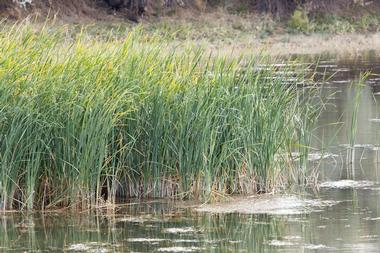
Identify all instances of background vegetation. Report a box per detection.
[2,0,380,35]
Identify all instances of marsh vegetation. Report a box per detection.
[1,1,380,253]
[2,53,380,252]
[0,24,320,211]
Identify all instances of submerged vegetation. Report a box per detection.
[0,24,318,211]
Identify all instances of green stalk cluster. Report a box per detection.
[0,24,316,210]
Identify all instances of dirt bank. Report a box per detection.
[143,12,380,56]
[0,0,204,21]
[3,0,380,21]
[0,0,109,21]
[270,33,380,56]
[212,32,380,56]
[3,1,380,57]
[196,194,338,215]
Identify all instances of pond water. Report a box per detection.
[2,53,380,253]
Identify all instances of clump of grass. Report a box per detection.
[0,23,317,210]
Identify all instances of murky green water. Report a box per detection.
[2,53,380,253]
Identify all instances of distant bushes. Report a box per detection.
[287,7,380,33]
[288,8,310,32]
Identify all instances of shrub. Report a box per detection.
[288,8,310,33]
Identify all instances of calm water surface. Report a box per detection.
[2,54,380,253]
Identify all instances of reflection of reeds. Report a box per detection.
[0,24,317,210]
[195,213,284,252]
[347,74,368,172]
[0,209,285,253]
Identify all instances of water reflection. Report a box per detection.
[1,205,287,252]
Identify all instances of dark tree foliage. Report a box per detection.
[126,0,146,15]
[255,0,300,17]
[106,0,145,12]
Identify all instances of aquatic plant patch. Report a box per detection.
[0,24,317,210]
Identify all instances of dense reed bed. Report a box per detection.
[0,24,318,210]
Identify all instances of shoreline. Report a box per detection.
[4,14,380,57]
[257,33,380,56]
[202,32,380,57]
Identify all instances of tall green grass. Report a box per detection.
[0,24,317,210]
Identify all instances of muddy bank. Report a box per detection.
[202,32,380,57]
[262,33,380,56]
[196,180,380,215]
[3,1,380,56]
[196,194,339,215]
